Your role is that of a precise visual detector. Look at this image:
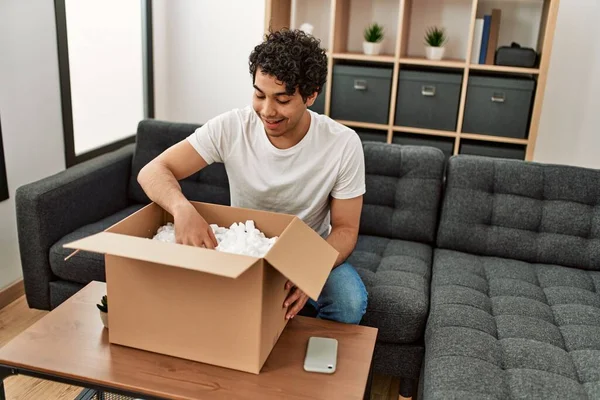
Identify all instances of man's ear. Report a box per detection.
[305,90,318,107]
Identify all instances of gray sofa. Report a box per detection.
[16,119,446,397]
[422,155,600,399]
[350,137,445,395]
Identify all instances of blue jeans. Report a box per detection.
[305,262,368,324]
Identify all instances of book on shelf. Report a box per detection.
[471,18,484,64]
[479,15,492,64]
[486,9,502,65]
[472,9,502,65]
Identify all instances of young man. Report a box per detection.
[137,29,367,324]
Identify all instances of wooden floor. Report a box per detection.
[0,296,404,400]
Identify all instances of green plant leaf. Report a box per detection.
[364,23,384,43]
[424,26,447,47]
[98,294,108,312]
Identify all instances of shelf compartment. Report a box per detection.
[401,0,475,61]
[459,138,526,160]
[393,131,455,158]
[330,64,393,124]
[462,74,536,139]
[355,127,389,143]
[470,0,548,68]
[394,69,463,131]
[290,0,333,50]
[333,0,400,58]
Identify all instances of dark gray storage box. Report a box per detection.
[462,76,535,139]
[394,70,462,131]
[356,129,388,143]
[460,140,526,160]
[309,87,326,114]
[330,65,392,124]
[392,132,455,158]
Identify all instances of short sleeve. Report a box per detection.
[331,134,366,199]
[186,109,241,164]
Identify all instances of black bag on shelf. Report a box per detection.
[494,42,538,68]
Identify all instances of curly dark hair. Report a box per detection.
[249,29,328,101]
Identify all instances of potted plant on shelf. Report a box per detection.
[97,294,108,329]
[363,23,384,55]
[424,26,447,61]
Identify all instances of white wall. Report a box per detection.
[153,0,170,120]
[65,0,145,155]
[572,45,600,169]
[0,1,66,289]
[153,0,266,124]
[533,0,600,169]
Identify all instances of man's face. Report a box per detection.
[252,67,316,139]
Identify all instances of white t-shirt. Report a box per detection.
[186,106,365,237]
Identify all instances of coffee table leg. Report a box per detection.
[363,361,374,400]
[0,366,15,400]
[75,388,111,400]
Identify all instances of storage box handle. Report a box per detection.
[491,92,506,103]
[354,79,367,90]
[421,85,436,97]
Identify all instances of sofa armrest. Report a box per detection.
[16,143,135,310]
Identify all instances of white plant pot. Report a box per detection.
[99,310,109,329]
[363,41,383,56]
[425,46,445,61]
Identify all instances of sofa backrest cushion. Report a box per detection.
[361,142,445,244]
[437,155,600,270]
[128,120,230,205]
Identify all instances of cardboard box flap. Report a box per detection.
[63,232,259,278]
[264,218,339,300]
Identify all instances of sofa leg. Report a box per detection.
[399,378,415,399]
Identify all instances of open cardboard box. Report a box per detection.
[63,201,338,374]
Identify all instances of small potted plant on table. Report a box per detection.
[97,295,108,329]
[424,26,447,61]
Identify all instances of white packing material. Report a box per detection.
[151,221,278,257]
[152,222,177,243]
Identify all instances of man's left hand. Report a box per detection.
[283,280,309,319]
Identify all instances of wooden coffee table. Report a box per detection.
[0,282,377,399]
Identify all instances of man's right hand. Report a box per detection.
[173,203,218,249]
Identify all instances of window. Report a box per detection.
[0,113,8,202]
[54,0,154,167]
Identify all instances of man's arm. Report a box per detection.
[137,140,207,215]
[326,195,363,267]
[282,195,362,319]
[137,140,218,248]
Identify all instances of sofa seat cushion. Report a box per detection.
[49,204,146,284]
[424,249,600,399]
[349,234,432,344]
